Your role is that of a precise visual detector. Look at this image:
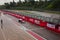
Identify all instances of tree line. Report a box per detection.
[1,0,60,11]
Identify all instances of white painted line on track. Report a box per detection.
[4,14,47,40]
[24,30,38,40]
[27,30,47,40]
[4,14,37,40]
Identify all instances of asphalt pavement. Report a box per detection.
[5,13,60,40]
[0,13,36,40]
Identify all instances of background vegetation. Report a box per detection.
[0,0,60,11]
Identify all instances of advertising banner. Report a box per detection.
[34,20,40,25]
[22,16,25,20]
[47,23,55,29]
[29,18,34,22]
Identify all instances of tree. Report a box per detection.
[28,0,35,5]
[4,3,10,9]
[39,0,44,8]
[10,2,13,7]
[12,0,16,7]
[17,0,22,6]
[46,0,60,11]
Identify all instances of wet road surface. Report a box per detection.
[0,13,36,40]
[5,13,60,40]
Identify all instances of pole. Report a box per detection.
[1,19,3,29]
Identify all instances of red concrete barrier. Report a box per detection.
[58,26,60,31]
[40,21,47,27]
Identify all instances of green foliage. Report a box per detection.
[0,5,5,9]
[46,0,60,10]
[2,0,60,11]
[4,3,10,9]
[45,4,53,10]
